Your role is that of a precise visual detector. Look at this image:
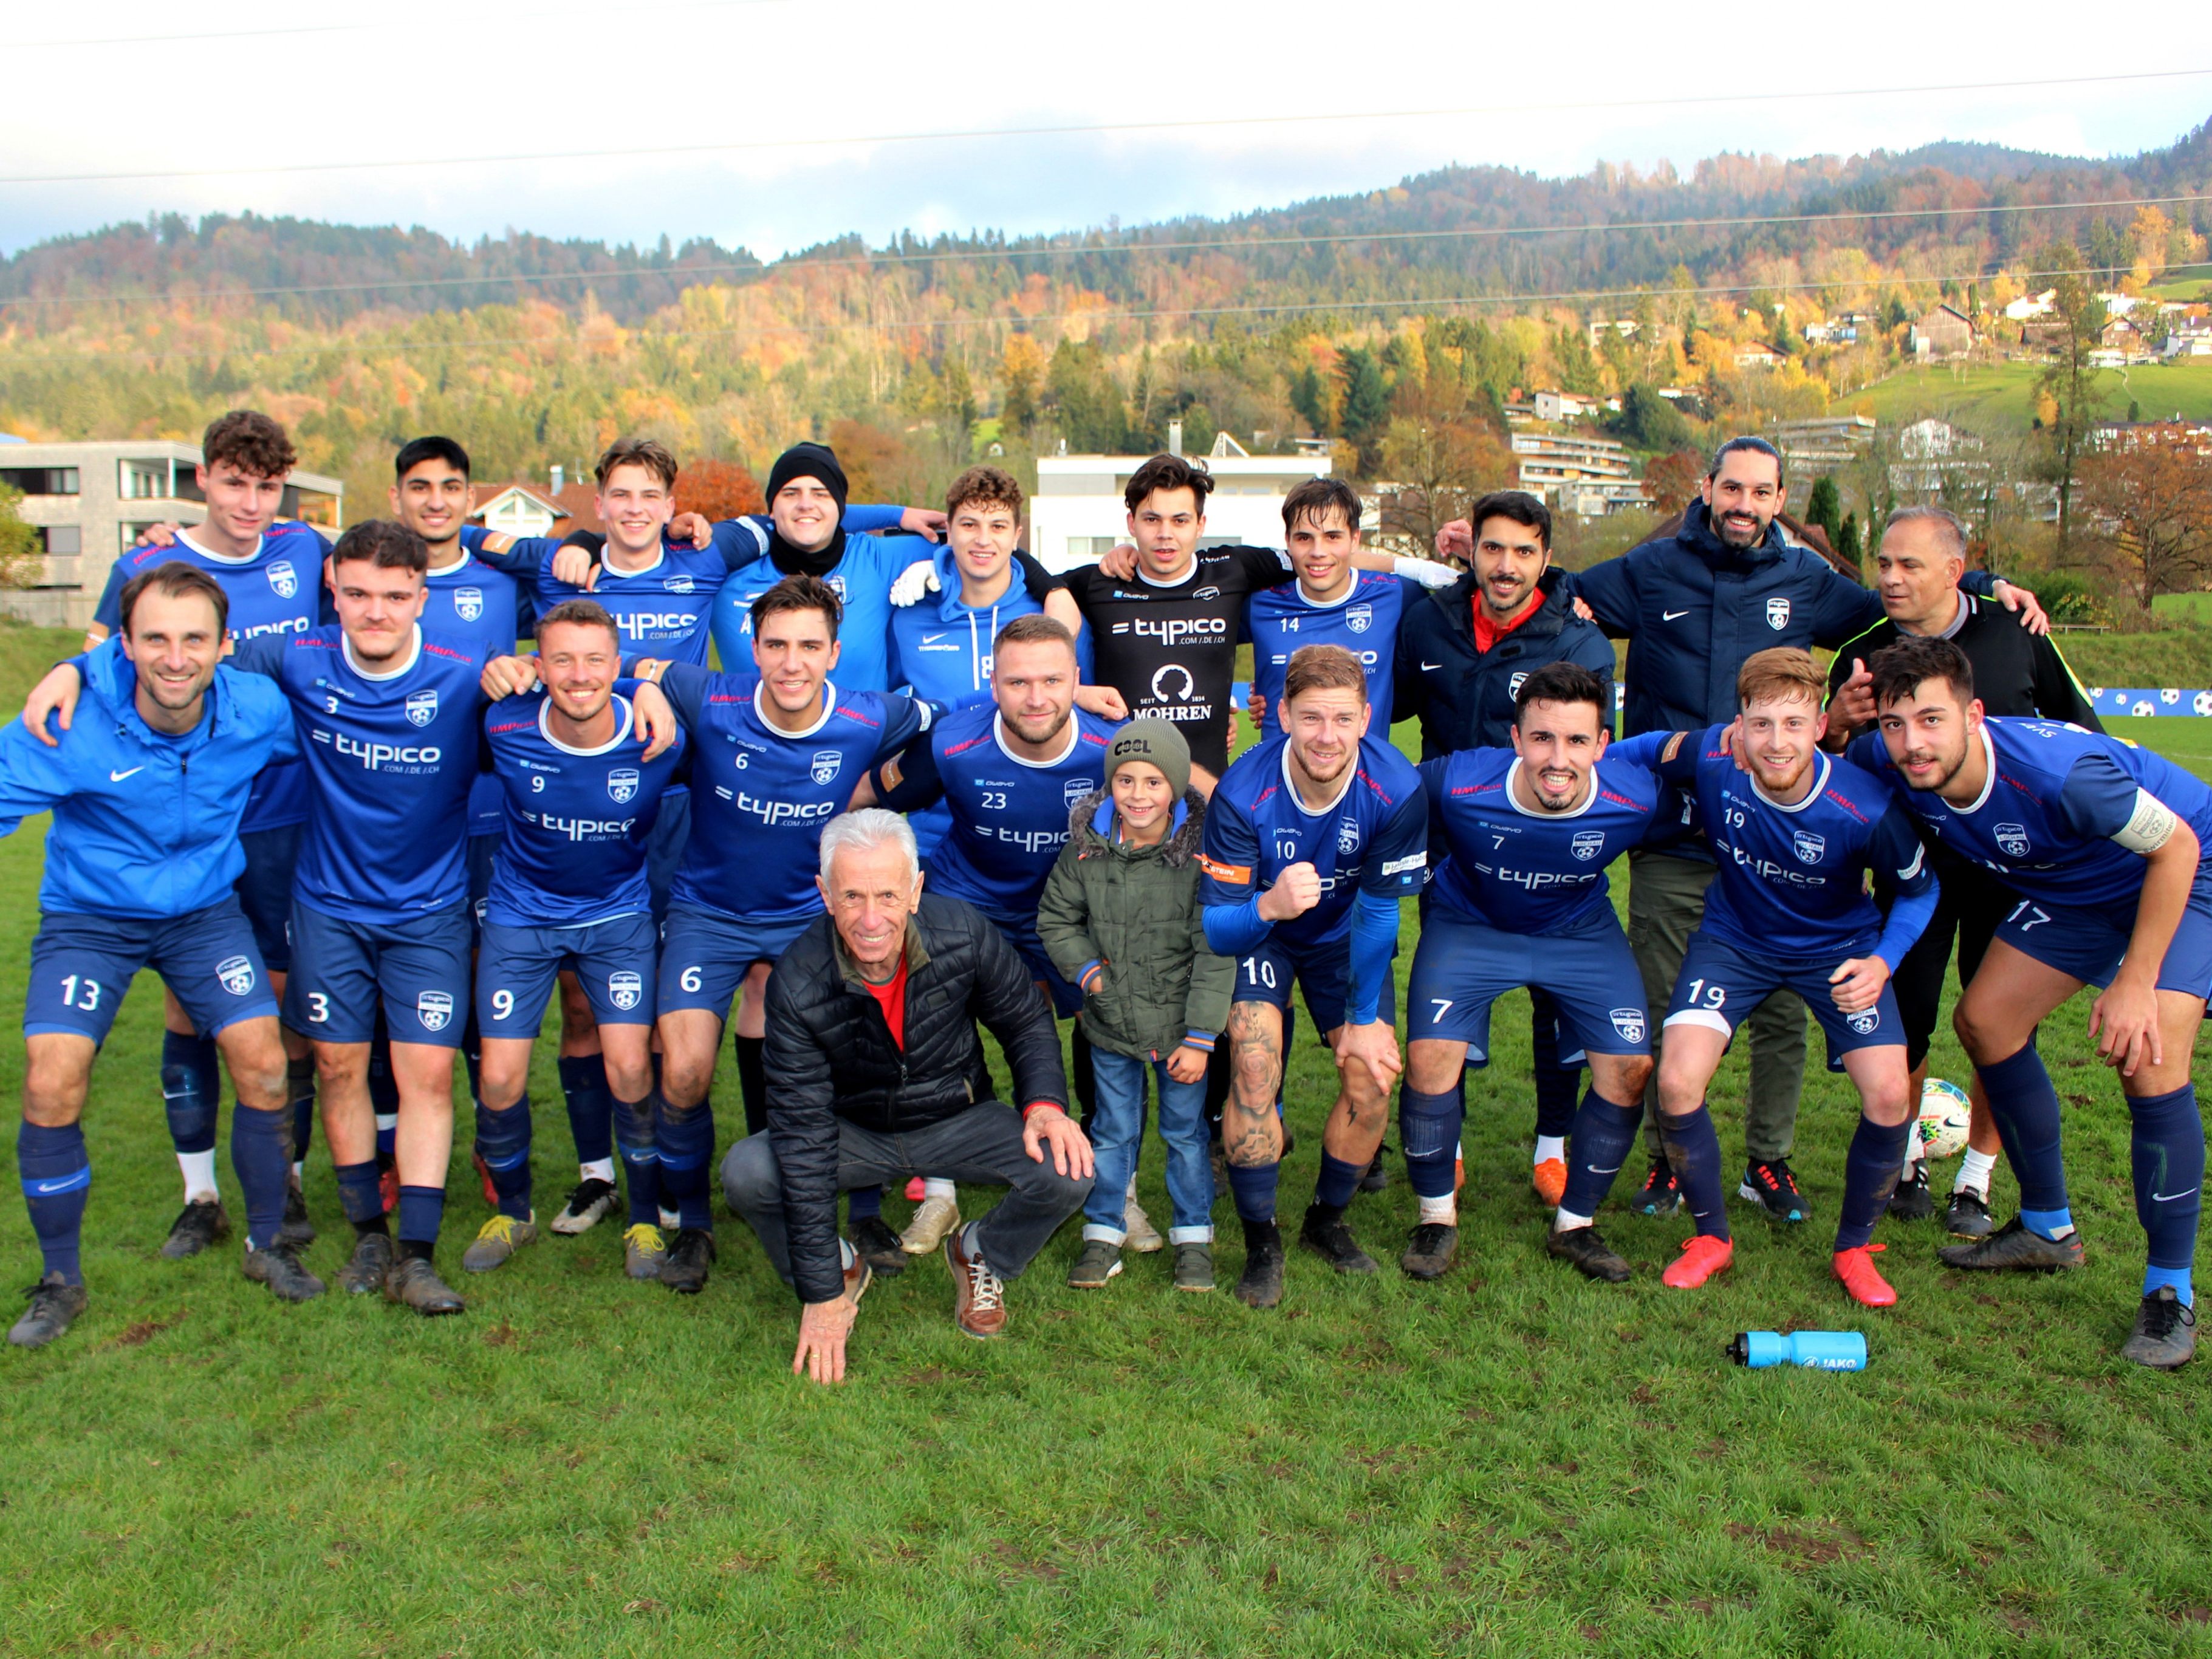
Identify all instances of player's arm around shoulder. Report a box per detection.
[216,663,301,763]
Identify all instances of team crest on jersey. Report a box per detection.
[1792,831,1826,864]
[1609,1007,1647,1045]
[664,575,695,595]
[454,586,484,622]
[1765,596,1792,631]
[607,767,640,804]
[1337,818,1360,854]
[1508,671,1529,699]
[1995,823,2030,859]
[1065,776,1095,807]
[1572,829,1606,862]
[267,560,298,600]
[405,689,439,728]
[825,575,849,601]
[1847,1008,1881,1036]
[811,750,842,785]
[608,971,643,1012]
[216,955,257,997]
[1346,604,1373,635]
[474,895,488,925]
[417,990,454,1033]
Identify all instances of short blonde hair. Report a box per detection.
[1736,646,1826,711]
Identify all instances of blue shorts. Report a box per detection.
[1664,930,1901,1073]
[235,822,302,973]
[1231,933,1395,1036]
[26,898,279,1045]
[987,909,1085,1019]
[467,833,499,931]
[1993,881,2212,999]
[477,912,659,1038]
[658,902,812,1016]
[645,790,690,924]
[286,901,474,1048]
[1406,905,1650,1067]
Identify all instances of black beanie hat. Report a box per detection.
[767,442,849,516]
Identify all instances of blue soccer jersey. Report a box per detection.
[426,550,531,836]
[1247,570,1418,741]
[707,523,919,691]
[1419,748,1669,934]
[878,703,1115,920]
[232,625,490,923]
[1617,725,1934,966]
[481,689,687,929]
[524,540,730,666]
[95,522,331,832]
[1846,717,2212,908]
[658,663,927,923]
[1198,733,1428,951]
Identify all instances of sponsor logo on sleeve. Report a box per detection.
[1197,853,1251,883]
[1380,852,1426,876]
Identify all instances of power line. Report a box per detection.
[3,67,2208,187]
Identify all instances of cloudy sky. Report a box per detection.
[2,0,2206,259]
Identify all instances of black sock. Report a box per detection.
[735,1035,767,1138]
[399,1237,433,1263]
[353,1216,390,1239]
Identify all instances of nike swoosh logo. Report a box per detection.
[1663,610,1690,621]
[1420,662,1442,671]
[2153,1189,2199,1202]
[28,1178,81,1196]
[922,634,950,645]
[109,767,144,782]
[1591,1165,1622,1175]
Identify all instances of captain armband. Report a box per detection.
[2112,788,2180,855]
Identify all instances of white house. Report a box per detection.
[1029,429,1327,572]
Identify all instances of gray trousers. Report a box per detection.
[1628,850,1808,1164]
[721,1100,1092,1290]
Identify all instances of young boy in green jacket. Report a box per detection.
[1038,719,1233,1292]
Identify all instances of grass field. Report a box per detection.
[1848,357,2212,439]
[3,624,2212,1657]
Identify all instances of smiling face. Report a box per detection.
[390,457,470,551]
[1877,674,1982,796]
[1875,516,1966,632]
[948,498,1020,587]
[771,476,840,553]
[121,588,225,721]
[1111,759,1174,840]
[597,462,675,563]
[992,635,1076,750]
[1700,449,1785,550]
[328,556,428,665]
[1510,695,1608,811]
[1286,504,1359,600]
[821,838,922,975]
[195,460,286,551]
[1126,485,1204,580]
[1282,683,1369,792]
[537,617,620,726]
[752,603,839,722]
[1739,691,1824,799]
[1472,513,1549,621]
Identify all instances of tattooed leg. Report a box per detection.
[1226,1001,1286,1169]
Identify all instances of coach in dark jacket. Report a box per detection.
[722,808,1092,1381]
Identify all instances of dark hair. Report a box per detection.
[1123,453,1214,515]
[1281,476,1362,535]
[597,437,679,490]
[119,560,228,638]
[750,573,842,643]
[328,519,428,575]
[535,598,620,648]
[993,612,1075,657]
[945,464,1025,520]
[394,436,471,482]
[1869,635,1976,710]
[1707,435,1784,485]
[1282,643,1368,705]
[201,409,296,480]
[1467,488,1552,552]
[1514,661,1607,723]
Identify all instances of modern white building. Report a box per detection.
[1029,429,1329,572]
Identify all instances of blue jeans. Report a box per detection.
[1084,1049,1215,1244]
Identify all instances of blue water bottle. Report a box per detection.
[1728,1330,1868,1370]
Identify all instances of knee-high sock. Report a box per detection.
[1531,1014,1579,1141]
[734,1035,767,1138]
[335,1160,386,1233]
[654,1095,715,1231]
[474,1096,533,1220]
[1835,1113,1912,1253]
[160,1030,221,1197]
[286,1055,316,1168]
[18,1121,89,1284]
[1071,1021,1100,1137]
[1976,1041,2070,1234]
[1560,1087,1642,1221]
[556,1055,614,1171]
[1225,1162,1278,1225]
[1399,1081,1465,1202]
[230,1101,293,1251]
[1657,1104,1729,1241]
[1312,1154,1363,1217]
[2131,1083,2203,1304]
[612,1094,659,1227]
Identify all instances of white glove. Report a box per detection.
[889,559,940,608]
[1391,555,1460,590]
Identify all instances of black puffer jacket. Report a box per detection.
[764,891,1069,1303]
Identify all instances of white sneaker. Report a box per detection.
[1123,1196,1164,1253]
[902,1192,962,1254]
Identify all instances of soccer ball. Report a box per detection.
[1916,1078,1972,1160]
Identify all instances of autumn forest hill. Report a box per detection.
[4,122,2211,535]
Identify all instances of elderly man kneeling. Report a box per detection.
[724,809,1094,1380]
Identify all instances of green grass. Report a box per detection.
[3,624,2212,1655]
[1849,357,2212,439]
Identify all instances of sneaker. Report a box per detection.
[851,1214,908,1278]
[945,1224,1008,1339]
[7,1273,87,1349]
[1067,1239,1123,1289]
[548,1177,619,1236]
[901,1193,962,1254]
[843,1251,872,1308]
[1233,1219,1285,1309]
[278,1180,317,1250]
[1298,1203,1379,1274]
[1833,1243,1897,1307]
[1531,1158,1568,1208]
[383,1254,465,1316]
[1631,1157,1680,1217]
[622,1223,668,1281]
[1547,1223,1632,1284]
[338,1231,395,1295]
[1886,1164,1935,1222]
[1938,1216,2085,1272]
[2121,1287,2197,1369]
[1945,1186,1995,1239]
[659,1226,717,1295]
[461,1213,538,1274]
[243,1239,326,1302]
[1739,1158,1810,1223]
[1359,1148,1391,1194]
[1662,1234,1734,1289]
[1123,1197,1164,1254]
[1173,1242,1215,1292]
[160,1198,229,1261]
[1400,1222,1459,1281]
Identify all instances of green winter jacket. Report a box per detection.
[1035,787,1233,1061]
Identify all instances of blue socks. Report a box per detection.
[1399,1081,1464,1201]
[2131,1083,2203,1305]
[1976,1042,2070,1233]
[612,1095,659,1226]
[159,1030,219,1157]
[229,1103,293,1251]
[1836,1113,1913,1253]
[474,1096,533,1220]
[335,1159,386,1230]
[847,1185,883,1223]
[1314,1153,1363,1212]
[557,1055,615,1168]
[654,1095,715,1231]
[19,1121,89,1283]
[1226,1161,1279,1225]
[1561,1088,1643,1219]
[395,1184,444,1248]
[1657,1103,1730,1241]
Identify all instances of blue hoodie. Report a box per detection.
[886,544,1094,708]
[0,638,298,918]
